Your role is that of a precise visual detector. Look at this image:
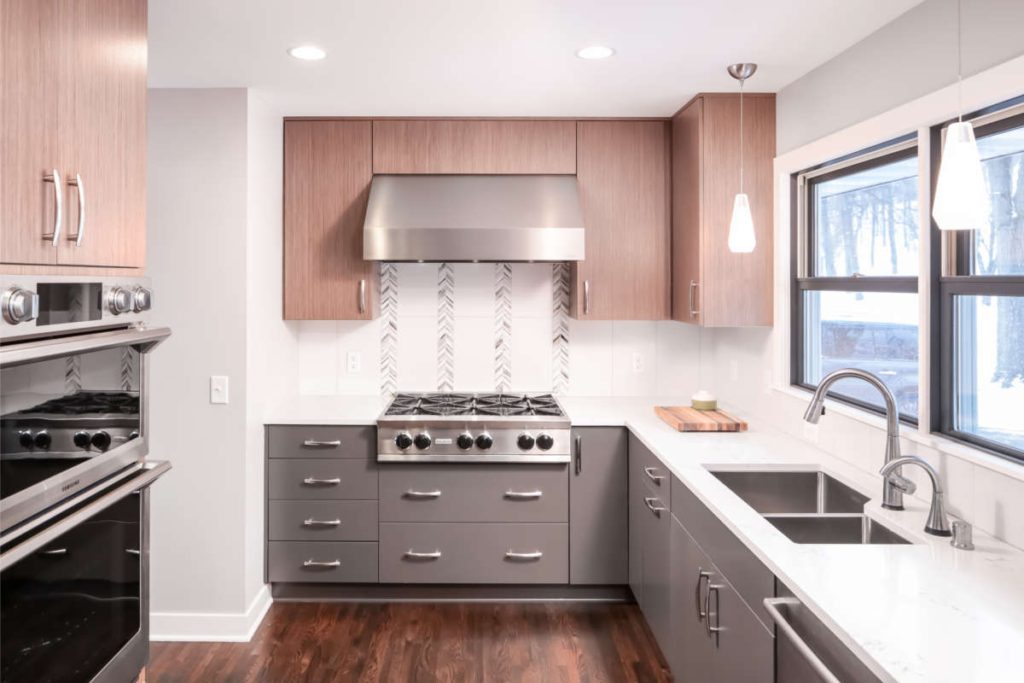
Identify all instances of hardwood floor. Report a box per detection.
[148,602,672,683]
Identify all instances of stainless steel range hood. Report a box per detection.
[363,175,585,262]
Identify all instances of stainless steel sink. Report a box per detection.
[710,470,869,514]
[764,514,911,545]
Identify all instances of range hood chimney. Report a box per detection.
[363,175,585,262]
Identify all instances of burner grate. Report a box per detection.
[13,391,140,417]
[384,392,564,417]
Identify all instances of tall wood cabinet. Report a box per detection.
[671,94,775,327]
[283,120,378,320]
[573,121,671,320]
[1,0,147,270]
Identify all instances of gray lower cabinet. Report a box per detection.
[267,541,378,583]
[670,516,716,681]
[379,522,569,584]
[267,425,376,459]
[268,500,378,542]
[569,428,628,585]
[268,458,378,500]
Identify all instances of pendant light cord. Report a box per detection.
[957,0,963,123]
[739,77,745,193]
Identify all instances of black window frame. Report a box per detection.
[934,101,1024,463]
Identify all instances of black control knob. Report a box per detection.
[475,433,493,450]
[457,433,475,450]
[91,431,112,450]
[536,434,554,451]
[74,431,91,448]
[517,434,535,450]
[413,433,432,450]
[33,432,51,449]
[395,432,413,450]
[18,431,33,449]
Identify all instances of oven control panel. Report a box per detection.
[377,425,571,463]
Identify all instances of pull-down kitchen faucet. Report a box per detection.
[802,368,905,510]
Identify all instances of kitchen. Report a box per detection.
[2,0,1024,681]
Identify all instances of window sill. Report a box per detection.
[773,384,1024,484]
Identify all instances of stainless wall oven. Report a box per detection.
[1,275,170,682]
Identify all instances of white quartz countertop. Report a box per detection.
[265,394,1024,682]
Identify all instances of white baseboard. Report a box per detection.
[150,584,272,642]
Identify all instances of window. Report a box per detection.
[939,107,1024,458]
[793,141,921,421]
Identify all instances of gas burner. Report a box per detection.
[15,391,140,417]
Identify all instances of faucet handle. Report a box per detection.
[885,471,917,495]
[951,520,975,550]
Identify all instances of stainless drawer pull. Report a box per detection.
[764,598,842,683]
[695,568,711,619]
[583,280,591,315]
[504,490,543,500]
[404,549,442,560]
[505,550,543,561]
[302,477,341,486]
[303,518,341,527]
[39,548,68,556]
[574,435,583,475]
[403,489,442,499]
[705,584,723,645]
[643,466,664,484]
[643,496,666,517]
[125,548,141,556]
[689,280,700,318]
[358,279,367,314]
[303,558,341,568]
[303,439,341,448]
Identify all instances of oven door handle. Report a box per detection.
[0,460,171,571]
[0,326,172,367]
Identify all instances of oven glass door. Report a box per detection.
[1,344,143,501]
[0,492,142,682]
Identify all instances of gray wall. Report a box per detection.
[777,0,1024,152]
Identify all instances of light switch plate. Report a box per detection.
[210,375,229,404]
[631,352,645,374]
[346,351,362,373]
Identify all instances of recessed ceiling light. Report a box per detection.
[288,45,326,61]
[576,45,615,60]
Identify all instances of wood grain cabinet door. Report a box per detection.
[56,0,147,267]
[283,120,378,320]
[1,0,60,266]
[671,98,704,324]
[575,121,671,320]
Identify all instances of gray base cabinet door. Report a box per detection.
[569,428,628,584]
[641,493,672,656]
[710,577,774,683]
[669,516,716,681]
[629,449,646,602]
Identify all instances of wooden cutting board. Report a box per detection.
[655,406,748,432]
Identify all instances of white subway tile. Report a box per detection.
[297,321,338,395]
[395,315,438,392]
[335,319,381,396]
[611,321,658,396]
[396,263,439,318]
[452,263,494,318]
[511,263,552,319]
[655,321,701,397]
[568,320,613,396]
[511,317,553,392]
[973,466,1024,550]
[453,316,493,391]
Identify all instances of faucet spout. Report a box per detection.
[880,456,951,537]
[803,368,904,509]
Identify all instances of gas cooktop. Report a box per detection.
[377,392,570,463]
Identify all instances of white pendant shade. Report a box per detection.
[728,193,756,253]
[933,121,988,231]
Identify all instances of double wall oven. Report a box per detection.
[1,275,170,683]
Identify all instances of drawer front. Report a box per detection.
[267,541,378,583]
[379,464,568,522]
[629,433,670,499]
[268,500,378,541]
[267,426,375,459]
[671,475,774,628]
[268,459,378,500]
[379,522,568,584]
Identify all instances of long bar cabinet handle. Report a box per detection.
[504,490,543,500]
[575,435,583,475]
[303,518,341,527]
[42,169,63,246]
[764,597,842,683]
[695,568,711,619]
[404,550,442,560]
[302,477,341,486]
[583,280,591,314]
[67,173,85,246]
[359,279,367,314]
[303,559,341,568]
[505,550,543,561]
[303,439,341,448]
[403,489,442,499]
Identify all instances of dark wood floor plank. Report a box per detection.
[148,602,672,683]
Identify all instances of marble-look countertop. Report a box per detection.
[265,394,1024,682]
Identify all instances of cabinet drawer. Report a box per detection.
[379,464,568,522]
[671,475,774,628]
[267,541,378,583]
[268,501,378,541]
[267,426,375,459]
[629,433,670,499]
[379,523,568,584]
[268,459,378,500]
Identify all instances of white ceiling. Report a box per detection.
[148,0,925,117]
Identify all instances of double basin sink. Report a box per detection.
[709,469,911,545]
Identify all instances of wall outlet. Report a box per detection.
[210,375,229,404]
[346,351,362,373]
[631,352,645,374]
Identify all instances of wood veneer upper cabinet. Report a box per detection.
[372,120,576,174]
[0,0,146,270]
[573,121,671,320]
[284,120,378,320]
[672,94,775,327]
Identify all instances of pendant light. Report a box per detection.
[727,63,758,253]
[932,0,987,231]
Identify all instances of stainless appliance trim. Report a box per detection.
[0,460,169,571]
[379,453,570,464]
[0,325,170,366]
[763,597,843,683]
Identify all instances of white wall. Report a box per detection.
[777,0,1024,152]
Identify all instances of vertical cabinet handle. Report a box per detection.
[583,280,591,315]
[42,169,63,246]
[688,280,700,318]
[358,279,367,314]
[574,435,583,475]
[67,173,85,246]
[705,584,723,645]
[695,568,711,619]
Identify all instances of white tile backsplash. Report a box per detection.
[510,263,552,318]
[297,321,338,395]
[511,316,553,392]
